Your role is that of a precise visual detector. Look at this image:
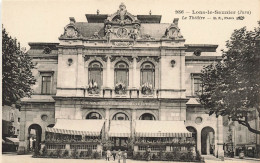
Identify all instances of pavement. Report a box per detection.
[1,153,260,163]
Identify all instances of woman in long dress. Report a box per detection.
[106,149,111,161]
[117,149,122,163]
[122,150,127,163]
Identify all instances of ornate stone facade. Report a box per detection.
[18,3,224,158]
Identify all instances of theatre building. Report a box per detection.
[18,3,224,158]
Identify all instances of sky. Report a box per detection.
[2,0,260,53]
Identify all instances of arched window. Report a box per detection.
[88,61,103,87]
[86,112,102,119]
[139,113,156,120]
[141,62,155,87]
[112,112,129,120]
[115,61,129,86]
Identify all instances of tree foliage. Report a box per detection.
[2,26,36,106]
[200,22,260,134]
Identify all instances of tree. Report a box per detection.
[2,26,36,106]
[200,22,260,134]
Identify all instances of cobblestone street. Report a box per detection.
[2,153,260,163]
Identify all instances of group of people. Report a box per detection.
[106,149,127,163]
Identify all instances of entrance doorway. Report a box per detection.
[186,126,197,150]
[111,137,128,151]
[28,124,42,152]
[201,127,215,155]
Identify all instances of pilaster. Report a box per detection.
[197,129,201,154]
[76,48,84,96]
[131,108,137,138]
[217,116,224,159]
[105,108,110,140]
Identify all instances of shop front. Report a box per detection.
[44,119,104,156]
[134,120,195,155]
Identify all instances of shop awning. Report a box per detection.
[5,137,19,145]
[135,120,192,137]
[45,119,104,136]
[109,120,131,137]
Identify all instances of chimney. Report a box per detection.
[69,17,76,24]
[173,18,179,26]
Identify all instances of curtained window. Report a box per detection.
[88,61,103,87]
[115,61,129,86]
[86,112,102,119]
[193,76,202,96]
[141,62,155,87]
[139,113,156,120]
[112,112,129,120]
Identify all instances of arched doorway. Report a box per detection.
[139,113,156,120]
[186,126,197,150]
[28,124,42,152]
[201,127,215,155]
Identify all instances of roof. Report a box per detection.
[135,120,192,137]
[137,15,162,23]
[85,14,108,23]
[185,44,218,52]
[109,120,131,137]
[75,22,105,38]
[74,22,170,39]
[45,119,105,136]
[21,95,55,103]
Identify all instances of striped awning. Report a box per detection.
[109,120,131,137]
[45,119,105,136]
[135,120,192,137]
[5,137,19,145]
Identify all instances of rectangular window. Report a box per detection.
[141,70,154,87]
[89,70,102,87]
[194,78,202,95]
[191,74,202,96]
[115,70,128,86]
[18,117,20,123]
[42,76,51,94]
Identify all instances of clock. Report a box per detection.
[117,28,128,38]
[66,27,77,38]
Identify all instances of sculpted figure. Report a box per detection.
[105,24,113,43]
[130,24,140,40]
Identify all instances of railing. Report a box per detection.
[57,87,185,98]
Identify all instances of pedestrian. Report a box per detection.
[123,150,127,163]
[106,149,111,161]
[117,149,122,163]
[112,149,116,161]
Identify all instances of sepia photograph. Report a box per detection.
[1,0,260,162]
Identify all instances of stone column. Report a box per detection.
[131,108,137,138]
[105,108,110,140]
[76,48,84,96]
[217,116,224,159]
[106,55,111,88]
[17,108,28,154]
[57,48,63,88]
[104,56,112,98]
[131,56,138,98]
[197,129,201,154]
[132,56,137,88]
